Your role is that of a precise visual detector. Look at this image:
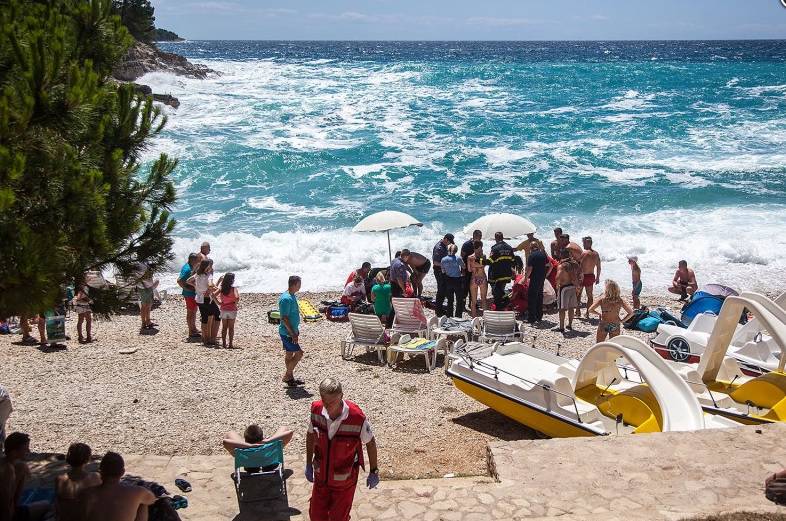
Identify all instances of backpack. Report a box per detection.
[624,308,650,330]
[636,316,661,333]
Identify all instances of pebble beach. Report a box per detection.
[0,290,678,479]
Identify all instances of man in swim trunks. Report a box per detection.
[668,260,698,301]
[404,251,432,299]
[578,236,601,315]
[80,452,157,521]
[554,249,579,333]
[550,227,563,259]
[279,276,304,388]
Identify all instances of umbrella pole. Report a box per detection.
[387,230,392,264]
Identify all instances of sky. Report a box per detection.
[153,0,786,41]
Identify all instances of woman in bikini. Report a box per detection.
[467,240,488,317]
[587,279,633,342]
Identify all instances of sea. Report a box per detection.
[142,40,786,294]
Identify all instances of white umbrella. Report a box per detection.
[463,213,536,240]
[353,210,423,262]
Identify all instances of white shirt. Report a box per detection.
[343,281,366,298]
[194,274,212,304]
[307,400,374,443]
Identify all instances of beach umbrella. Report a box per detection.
[353,211,423,263]
[463,213,536,240]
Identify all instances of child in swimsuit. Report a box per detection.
[467,240,488,318]
[74,284,94,343]
[587,279,634,343]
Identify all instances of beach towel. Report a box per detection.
[411,300,427,324]
[398,338,437,351]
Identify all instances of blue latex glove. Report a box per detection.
[366,471,380,489]
[305,463,314,483]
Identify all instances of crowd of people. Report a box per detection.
[176,242,240,349]
[334,226,705,343]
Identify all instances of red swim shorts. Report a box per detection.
[184,296,197,311]
[582,274,596,288]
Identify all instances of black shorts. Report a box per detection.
[416,259,432,274]
[198,299,220,324]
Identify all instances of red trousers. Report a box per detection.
[309,483,358,521]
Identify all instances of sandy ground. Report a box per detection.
[1,290,678,479]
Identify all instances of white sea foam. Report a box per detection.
[157,206,786,297]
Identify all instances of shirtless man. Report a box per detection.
[80,452,156,521]
[550,227,563,259]
[554,249,580,333]
[403,251,431,298]
[56,443,101,521]
[578,236,601,313]
[222,423,294,456]
[515,232,545,260]
[1,432,48,521]
[668,260,698,301]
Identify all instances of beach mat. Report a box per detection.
[298,299,323,322]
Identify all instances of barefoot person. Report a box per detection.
[578,236,601,314]
[467,241,488,318]
[668,260,698,301]
[588,280,634,343]
[134,261,159,332]
[279,275,304,388]
[56,443,101,521]
[216,273,239,349]
[80,452,156,521]
[74,284,94,344]
[628,256,642,309]
[555,249,580,333]
[404,250,432,299]
[306,378,379,521]
[515,232,545,260]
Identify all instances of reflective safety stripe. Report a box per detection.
[337,424,362,434]
[333,472,351,481]
[311,413,327,426]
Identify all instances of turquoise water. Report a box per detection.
[145,41,786,292]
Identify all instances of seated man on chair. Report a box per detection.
[223,424,294,472]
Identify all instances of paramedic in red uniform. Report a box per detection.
[305,378,379,521]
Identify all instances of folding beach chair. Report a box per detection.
[233,440,287,508]
[342,313,387,363]
[475,310,524,344]
[391,298,429,339]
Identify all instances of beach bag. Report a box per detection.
[636,316,660,333]
[624,308,650,330]
[326,305,350,322]
[267,310,280,324]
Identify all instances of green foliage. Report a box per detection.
[0,0,178,317]
[111,0,155,44]
[152,28,183,42]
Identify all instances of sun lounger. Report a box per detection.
[387,335,446,372]
[474,310,524,344]
[342,313,387,363]
[391,297,429,338]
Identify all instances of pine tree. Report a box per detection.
[112,0,156,44]
[0,0,178,317]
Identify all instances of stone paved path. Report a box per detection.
[29,424,786,520]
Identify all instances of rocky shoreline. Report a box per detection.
[112,41,217,108]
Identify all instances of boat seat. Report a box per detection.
[547,376,602,424]
[556,359,579,380]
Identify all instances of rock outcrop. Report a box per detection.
[113,41,216,82]
[112,41,216,109]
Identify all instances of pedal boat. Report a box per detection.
[446,335,736,438]
[651,292,786,425]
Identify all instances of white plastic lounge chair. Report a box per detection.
[391,298,429,338]
[342,313,387,363]
[387,335,446,372]
[474,310,524,344]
